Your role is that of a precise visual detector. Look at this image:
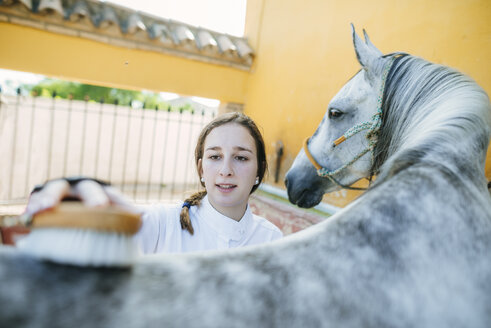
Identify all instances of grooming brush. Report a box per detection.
[17,202,142,267]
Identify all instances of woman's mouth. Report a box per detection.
[216,184,237,192]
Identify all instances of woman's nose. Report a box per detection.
[219,158,234,176]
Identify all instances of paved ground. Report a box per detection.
[249,193,327,235]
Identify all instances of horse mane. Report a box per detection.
[371,54,491,187]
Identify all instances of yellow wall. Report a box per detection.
[244,0,491,207]
[0,23,249,103]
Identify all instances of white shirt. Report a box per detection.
[136,195,283,253]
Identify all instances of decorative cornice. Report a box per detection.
[0,0,254,70]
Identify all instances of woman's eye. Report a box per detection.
[328,108,343,119]
[235,156,248,161]
[209,155,221,160]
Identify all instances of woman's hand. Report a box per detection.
[21,178,140,223]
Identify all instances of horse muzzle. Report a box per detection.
[285,163,326,208]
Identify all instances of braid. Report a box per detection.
[179,191,207,235]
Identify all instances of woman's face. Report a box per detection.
[199,123,258,220]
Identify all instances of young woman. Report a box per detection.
[22,112,283,253]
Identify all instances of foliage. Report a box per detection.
[24,79,177,110]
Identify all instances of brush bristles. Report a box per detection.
[17,228,139,267]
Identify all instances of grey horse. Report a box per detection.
[1,26,490,328]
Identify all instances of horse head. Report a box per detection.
[286,24,491,208]
[286,25,393,207]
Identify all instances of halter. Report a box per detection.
[303,56,397,190]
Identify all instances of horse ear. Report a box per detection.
[351,24,382,69]
[363,29,383,56]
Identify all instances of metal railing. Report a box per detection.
[0,90,216,205]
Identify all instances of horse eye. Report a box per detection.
[329,108,343,119]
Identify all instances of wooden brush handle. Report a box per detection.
[32,202,142,234]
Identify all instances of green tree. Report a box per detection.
[25,79,172,109]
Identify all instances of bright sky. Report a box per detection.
[0,0,247,106]
[108,0,246,37]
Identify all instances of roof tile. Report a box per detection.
[38,0,64,17]
[216,34,237,55]
[68,0,90,22]
[124,12,146,34]
[2,0,32,12]
[96,5,118,29]
[173,25,195,45]
[196,29,217,50]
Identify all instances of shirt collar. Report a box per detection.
[197,195,252,241]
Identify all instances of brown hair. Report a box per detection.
[179,112,268,234]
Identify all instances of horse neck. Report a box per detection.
[373,56,491,187]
